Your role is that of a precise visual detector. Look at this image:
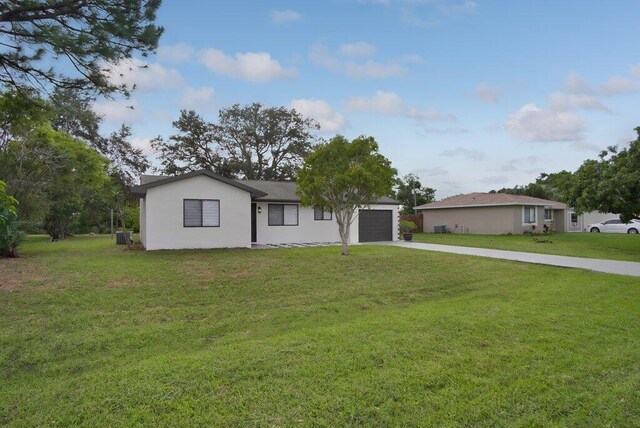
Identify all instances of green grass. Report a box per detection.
[1,235,640,426]
[413,232,640,262]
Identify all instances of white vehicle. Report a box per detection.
[586,218,640,234]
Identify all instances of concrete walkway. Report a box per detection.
[376,241,640,277]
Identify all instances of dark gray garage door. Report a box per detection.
[358,209,393,242]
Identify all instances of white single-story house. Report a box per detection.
[131,170,400,250]
[415,192,614,234]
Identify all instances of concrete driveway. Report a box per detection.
[376,241,640,277]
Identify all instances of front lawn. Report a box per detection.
[1,235,639,425]
[412,232,640,262]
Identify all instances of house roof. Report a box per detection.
[415,192,567,210]
[131,170,268,198]
[132,170,398,204]
[241,180,399,205]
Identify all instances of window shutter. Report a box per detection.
[184,200,202,227]
[202,200,220,226]
[284,205,298,225]
[269,204,284,225]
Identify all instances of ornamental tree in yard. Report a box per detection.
[297,135,396,256]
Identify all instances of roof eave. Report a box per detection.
[416,202,563,210]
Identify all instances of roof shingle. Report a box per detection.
[415,192,567,210]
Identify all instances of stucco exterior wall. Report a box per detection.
[582,211,617,226]
[420,206,519,234]
[144,175,251,250]
[513,205,547,234]
[552,208,566,232]
[254,203,399,244]
[255,202,341,244]
[139,197,146,247]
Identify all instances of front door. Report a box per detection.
[251,203,257,242]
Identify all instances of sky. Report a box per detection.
[94,0,640,198]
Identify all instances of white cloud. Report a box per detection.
[547,92,610,112]
[564,72,593,94]
[504,103,586,142]
[270,9,301,24]
[631,64,640,75]
[199,49,297,83]
[92,100,142,123]
[290,99,347,133]
[106,58,185,93]
[309,44,405,79]
[339,42,378,58]
[180,86,215,109]
[131,136,154,155]
[440,147,485,161]
[157,43,194,63]
[475,82,502,103]
[599,76,640,95]
[346,90,456,122]
[346,90,406,115]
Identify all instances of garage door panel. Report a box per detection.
[359,209,392,242]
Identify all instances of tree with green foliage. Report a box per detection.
[0,179,25,257]
[50,88,149,185]
[565,127,640,222]
[1,90,145,236]
[153,104,319,180]
[0,0,163,97]
[393,173,435,214]
[297,135,396,256]
[489,170,575,203]
[41,128,110,238]
[152,110,231,176]
[218,103,319,180]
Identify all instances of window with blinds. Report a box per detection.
[268,204,298,226]
[314,205,332,220]
[523,206,536,224]
[183,199,220,227]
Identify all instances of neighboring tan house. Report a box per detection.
[415,192,603,234]
[131,170,400,250]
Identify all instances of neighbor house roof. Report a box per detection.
[131,170,268,198]
[415,192,567,210]
[132,171,399,204]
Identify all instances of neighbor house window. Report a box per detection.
[544,208,553,221]
[570,212,578,226]
[183,199,220,227]
[314,205,332,220]
[268,204,298,226]
[523,206,536,224]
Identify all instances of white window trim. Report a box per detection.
[544,208,553,222]
[522,206,537,226]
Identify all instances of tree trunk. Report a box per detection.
[336,209,352,256]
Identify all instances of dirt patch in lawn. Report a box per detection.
[0,256,50,292]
